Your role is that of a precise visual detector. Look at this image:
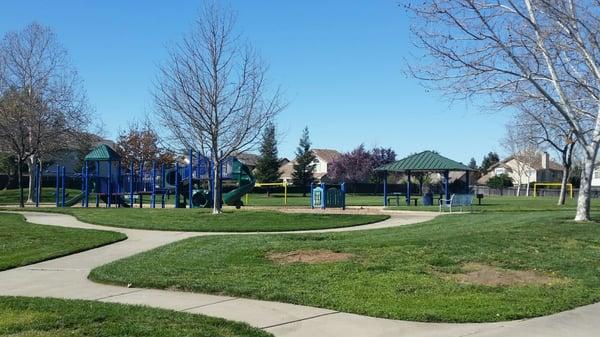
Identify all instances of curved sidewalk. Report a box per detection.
[0,211,597,337]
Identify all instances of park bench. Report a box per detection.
[439,193,473,213]
[387,192,419,206]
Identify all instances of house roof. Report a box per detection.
[486,154,563,173]
[312,149,341,163]
[84,144,121,162]
[235,152,259,167]
[375,150,472,172]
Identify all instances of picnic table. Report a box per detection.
[387,192,419,206]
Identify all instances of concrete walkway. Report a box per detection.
[0,211,598,337]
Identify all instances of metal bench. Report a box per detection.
[439,193,473,212]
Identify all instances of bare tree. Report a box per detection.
[502,123,538,197]
[154,3,283,213]
[514,103,577,205]
[407,1,600,221]
[0,23,90,207]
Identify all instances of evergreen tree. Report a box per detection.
[468,157,477,170]
[255,123,281,196]
[480,152,500,172]
[292,127,316,196]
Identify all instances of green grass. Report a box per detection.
[0,296,271,337]
[0,213,125,270]
[90,206,600,323]
[13,208,388,232]
[0,188,80,205]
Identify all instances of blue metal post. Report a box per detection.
[406,171,411,206]
[80,163,85,207]
[341,182,346,210]
[321,182,326,209]
[151,161,156,208]
[107,161,112,208]
[95,161,100,208]
[174,162,180,208]
[383,171,388,207]
[84,163,89,208]
[218,159,223,209]
[129,162,134,208]
[139,161,144,208]
[188,149,193,209]
[208,159,213,207]
[197,150,201,177]
[34,163,39,207]
[55,165,59,207]
[161,164,166,208]
[116,161,121,207]
[61,166,66,207]
[444,170,450,204]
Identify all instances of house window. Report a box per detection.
[494,167,506,175]
[594,170,600,179]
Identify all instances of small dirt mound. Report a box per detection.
[440,263,565,287]
[268,249,354,264]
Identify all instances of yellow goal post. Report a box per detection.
[533,183,573,198]
[245,181,288,205]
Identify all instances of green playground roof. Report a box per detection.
[375,150,472,172]
[84,144,121,162]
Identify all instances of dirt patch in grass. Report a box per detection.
[439,263,566,287]
[268,249,355,264]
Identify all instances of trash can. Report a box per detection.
[423,192,433,206]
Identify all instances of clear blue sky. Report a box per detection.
[1,0,509,164]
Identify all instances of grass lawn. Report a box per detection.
[0,188,80,205]
[0,213,125,271]
[0,296,271,337]
[12,208,389,232]
[90,204,600,323]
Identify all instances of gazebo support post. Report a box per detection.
[383,171,388,207]
[444,170,450,204]
[465,170,470,194]
[406,171,411,206]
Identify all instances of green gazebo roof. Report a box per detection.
[84,144,121,162]
[375,150,472,172]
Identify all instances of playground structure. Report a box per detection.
[533,182,574,198]
[33,145,256,209]
[310,182,346,210]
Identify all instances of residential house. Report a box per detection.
[280,148,341,183]
[477,152,563,186]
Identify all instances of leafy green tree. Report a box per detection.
[255,123,281,196]
[487,173,513,196]
[292,127,316,196]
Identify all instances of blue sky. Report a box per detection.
[1,1,509,164]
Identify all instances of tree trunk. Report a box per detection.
[575,153,596,221]
[26,156,35,204]
[516,183,521,197]
[558,166,570,206]
[17,160,24,208]
[558,143,574,206]
[212,156,221,214]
